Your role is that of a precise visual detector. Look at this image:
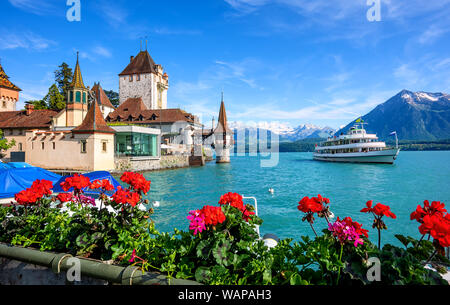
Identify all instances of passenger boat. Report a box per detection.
[313,121,400,164]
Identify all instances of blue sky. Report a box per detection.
[1,0,449,129]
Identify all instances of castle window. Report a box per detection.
[2,101,5,108]
[76,91,81,103]
[41,142,45,150]
[129,75,133,82]
[83,92,87,104]
[102,141,107,152]
[81,140,87,153]
[70,91,73,103]
[18,143,22,151]
[53,142,56,150]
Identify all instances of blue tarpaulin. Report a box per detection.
[0,167,62,199]
[7,162,34,168]
[51,171,122,196]
[0,163,11,170]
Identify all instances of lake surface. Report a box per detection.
[141,151,450,247]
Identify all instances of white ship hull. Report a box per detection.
[313,149,400,164]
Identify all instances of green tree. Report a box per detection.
[0,129,16,157]
[25,100,48,110]
[54,62,73,98]
[104,89,119,108]
[42,84,66,111]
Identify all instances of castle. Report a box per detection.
[119,49,169,110]
[0,46,231,171]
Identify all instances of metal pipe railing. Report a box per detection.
[0,243,200,285]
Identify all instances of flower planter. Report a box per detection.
[0,243,200,285]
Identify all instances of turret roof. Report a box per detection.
[0,63,21,91]
[72,98,115,134]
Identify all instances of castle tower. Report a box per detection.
[214,93,233,163]
[0,62,21,112]
[66,52,89,127]
[118,49,169,110]
[72,95,116,171]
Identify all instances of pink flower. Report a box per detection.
[187,210,206,235]
[129,249,137,263]
[328,217,365,248]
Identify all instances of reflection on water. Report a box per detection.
[138,151,450,247]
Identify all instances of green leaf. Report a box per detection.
[195,267,212,283]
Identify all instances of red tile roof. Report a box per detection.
[72,99,116,134]
[119,51,157,76]
[106,97,196,124]
[0,64,21,91]
[0,109,57,129]
[91,82,115,109]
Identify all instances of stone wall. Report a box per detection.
[114,155,189,173]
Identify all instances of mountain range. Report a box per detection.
[336,90,450,140]
[229,122,334,142]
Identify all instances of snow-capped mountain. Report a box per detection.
[336,90,450,140]
[229,121,335,142]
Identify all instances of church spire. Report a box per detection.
[214,92,232,134]
[71,52,86,89]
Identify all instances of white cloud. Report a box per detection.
[8,0,58,15]
[93,46,112,58]
[0,30,56,50]
[418,25,449,44]
[393,64,421,86]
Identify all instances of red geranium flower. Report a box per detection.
[120,172,151,194]
[31,180,53,197]
[361,200,396,219]
[420,213,450,248]
[56,193,73,203]
[200,205,226,226]
[219,192,244,211]
[297,196,322,214]
[90,179,115,192]
[411,200,447,223]
[15,188,41,206]
[341,216,369,238]
[60,174,91,193]
[241,206,255,222]
[112,186,141,207]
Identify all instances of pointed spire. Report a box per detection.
[214,93,232,134]
[71,52,86,89]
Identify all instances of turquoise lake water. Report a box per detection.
[141,151,450,247]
